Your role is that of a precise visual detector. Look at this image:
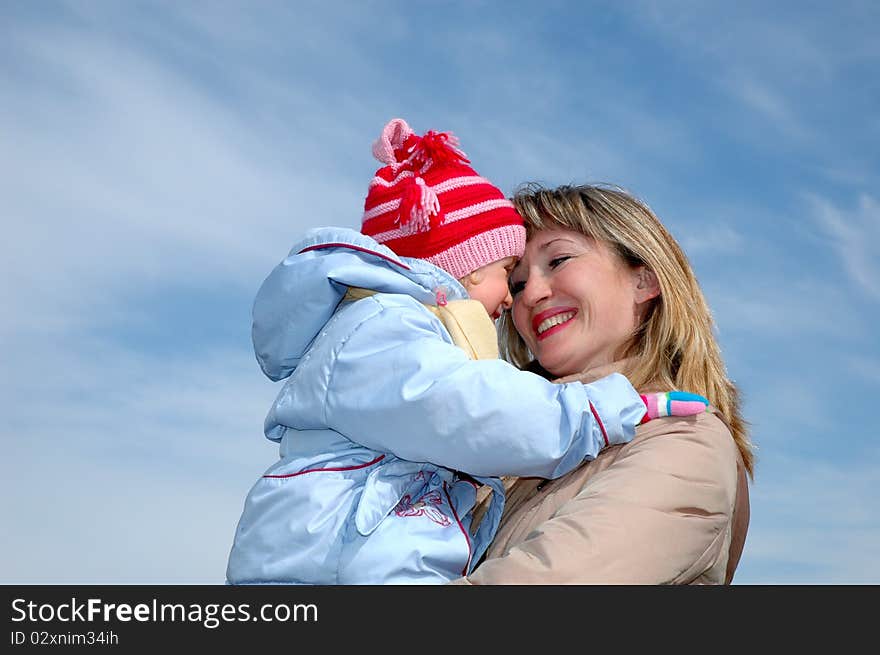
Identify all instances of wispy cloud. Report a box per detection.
[0,20,367,342]
[845,355,880,386]
[679,224,746,256]
[740,453,880,583]
[807,193,880,301]
[707,277,869,340]
[2,1,878,586]
[720,74,811,142]
[631,0,880,157]
[2,337,277,583]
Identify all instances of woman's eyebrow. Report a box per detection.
[541,237,577,250]
[513,238,580,275]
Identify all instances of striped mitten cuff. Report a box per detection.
[640,391,710,424]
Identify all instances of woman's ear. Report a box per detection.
[633,266,660,303]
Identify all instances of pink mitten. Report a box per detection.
[640,391,709,424]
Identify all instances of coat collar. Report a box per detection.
[551,357,638,386]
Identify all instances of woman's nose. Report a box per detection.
[519,272,551,307]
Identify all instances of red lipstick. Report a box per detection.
[532,307,577,341]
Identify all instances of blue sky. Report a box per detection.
[2,0,878,584]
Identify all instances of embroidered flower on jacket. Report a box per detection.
[393,490,452,527]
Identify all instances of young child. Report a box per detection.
[226,118,708,584]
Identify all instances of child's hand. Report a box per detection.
[639,391,709,424]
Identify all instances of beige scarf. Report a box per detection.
[343,286,505,534]
[343,287,499,360]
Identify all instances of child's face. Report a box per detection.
[462,256,517,320]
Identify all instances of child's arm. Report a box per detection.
[450,410,739,584]
[272,297,705,480]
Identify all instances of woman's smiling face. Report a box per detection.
[509,228,655,377]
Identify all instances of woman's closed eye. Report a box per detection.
[549,255,572,269]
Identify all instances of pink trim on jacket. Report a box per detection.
[588,401,610,447]
[444,481,472,575]
[298,243,411,270]
[264,454,386,479]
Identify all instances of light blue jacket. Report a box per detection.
[226,227,646,584]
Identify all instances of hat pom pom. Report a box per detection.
[398,177,442,234]
[372,118,415,165]
[408,130,470,171]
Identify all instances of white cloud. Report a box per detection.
[845,355,880,386]
[679,224,746,256]
[721,74,810,142]
[1,337,278,583]
[2,1,878,587]
[708,278,868,340]
[808,193,880,301]
[631,1,879,154]
[0,23,366,343]
[738,453,880,583]
[739,374,834,441]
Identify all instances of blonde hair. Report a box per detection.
[500,183,754,477]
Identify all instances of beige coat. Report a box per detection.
[452,366,750,585]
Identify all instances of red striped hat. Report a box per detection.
[361,118,525,280]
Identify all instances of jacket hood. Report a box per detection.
[252,226,467,381]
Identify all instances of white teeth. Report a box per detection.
[537,311,575,335]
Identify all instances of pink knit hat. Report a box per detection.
[361,118,525,280]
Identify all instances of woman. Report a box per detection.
[454,183,754,584]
